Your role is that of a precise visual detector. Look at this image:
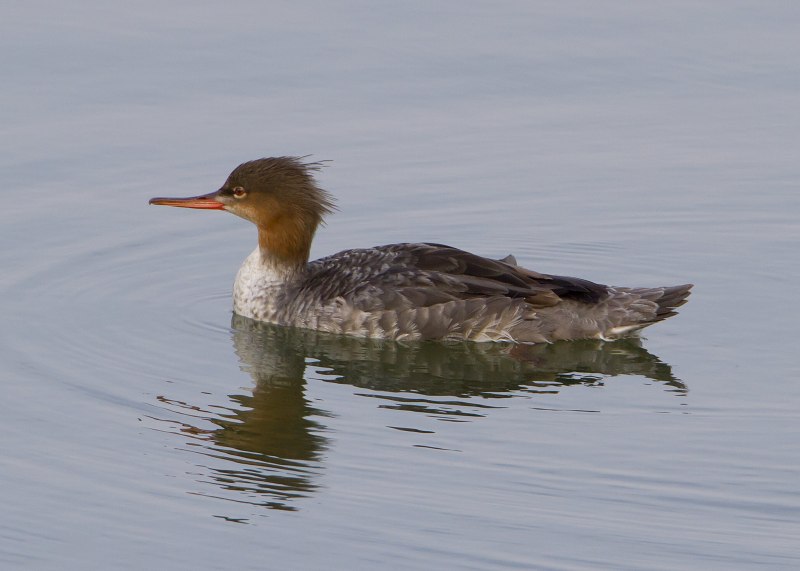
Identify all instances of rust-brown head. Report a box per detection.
[150,157,336,265]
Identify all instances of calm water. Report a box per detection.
[2,2,799,569]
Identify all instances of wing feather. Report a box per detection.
[303,243,609,311]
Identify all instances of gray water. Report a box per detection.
[2,2,799,569]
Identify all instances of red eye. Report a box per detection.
[232,187,246,198]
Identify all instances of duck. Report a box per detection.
[149,156,691,343]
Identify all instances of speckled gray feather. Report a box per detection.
[233,242,692,342]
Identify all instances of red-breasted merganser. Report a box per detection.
[150,157,692,343]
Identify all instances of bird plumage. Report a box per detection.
[151,157,692,343]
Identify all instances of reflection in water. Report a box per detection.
[158,314,685,511]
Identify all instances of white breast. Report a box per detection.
[232,248,291,322]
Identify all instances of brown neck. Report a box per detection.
[256,214,317,273]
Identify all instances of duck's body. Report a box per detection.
[151,157,691,343]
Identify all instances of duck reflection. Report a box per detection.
[163,314,685,511]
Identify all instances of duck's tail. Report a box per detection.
[602,283,693,338]
[649,283,694,321]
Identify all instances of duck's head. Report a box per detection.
[150,156,335,226]
[150,157,335,265]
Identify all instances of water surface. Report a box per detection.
[2,2,799,570]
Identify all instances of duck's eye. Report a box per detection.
[232,187,246,198]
